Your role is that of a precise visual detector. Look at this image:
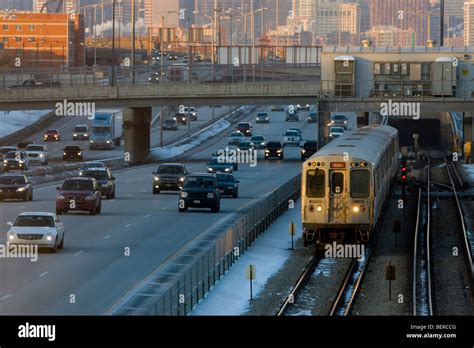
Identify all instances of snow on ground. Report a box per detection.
[150,119,231,160]
[0,110,51,138]
[463,164,474,183]
[191,201,301,315]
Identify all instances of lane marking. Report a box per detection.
[144,214,151,218]
[104,234,112,239]
[0,293,13,301]
[74,250,84,256]
[125,224,132,228]
[18,206,25,209]
[39,271,48,278]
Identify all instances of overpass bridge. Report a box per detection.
[2,46,474,162]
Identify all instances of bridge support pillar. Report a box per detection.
[124,107,151,164]
[318,111,330,148]
[357,112,369,128]
[463,112,472,143]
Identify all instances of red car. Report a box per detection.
[44,129,61,142]
[56,177,102,215]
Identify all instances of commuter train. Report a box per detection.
[301,125,399,248]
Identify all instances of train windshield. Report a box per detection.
[350,170,370,198]
[306,169,325,197]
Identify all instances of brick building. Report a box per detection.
[0,11,84,67]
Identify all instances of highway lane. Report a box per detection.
[7,105,229,166]
[0,105,317,314]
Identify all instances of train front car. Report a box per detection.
[301,125,399,250]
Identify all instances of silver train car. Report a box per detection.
[301,125,399,247]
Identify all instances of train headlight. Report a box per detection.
[316,205,323,212]
[352,206,360,213]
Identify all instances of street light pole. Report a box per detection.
[93,4,97,66]
[160,15,164,79]
[131,0,136,83]
[111,0,116,86]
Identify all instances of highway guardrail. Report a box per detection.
[109,173,301,315]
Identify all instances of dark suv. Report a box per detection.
[0,174,33,201]
[80,167,116,199]
[63,145,83,161]
[3,151,29,171]
[153,163,188,194]
[301,140,318,160]
[56,177,102,215]
[264,141,284,160]
[236,122,252,137]
[178,174,220,212]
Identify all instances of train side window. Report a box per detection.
[350,170,370,198]
[331,172,344,194]
[307,169,325,198]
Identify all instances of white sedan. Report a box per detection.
[227,131,245,145]
[282,130,302,147]
[7,212,65,253]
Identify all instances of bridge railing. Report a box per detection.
[0,63,320,89]
[320,79,474,100]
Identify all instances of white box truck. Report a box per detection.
[89,109,123,150]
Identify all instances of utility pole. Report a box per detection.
[440,0,444,46]
[111,0,116,86]
[160,15,164,79]
[93,4,97,66]
[131,0,136,83]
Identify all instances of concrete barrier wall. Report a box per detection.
[0,110,57,146]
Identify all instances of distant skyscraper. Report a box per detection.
[35,0,79,13]
[464,0,474,46]
[369,0,430,45]
[0,0,33,11]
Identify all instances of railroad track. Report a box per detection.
[412,156,434,316]
[444,156,474,281]
[328,248,371,316]
[276,254,321,316]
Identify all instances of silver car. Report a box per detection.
[7,212,65,253]
[228,131,245,145]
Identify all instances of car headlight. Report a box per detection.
[46,234,53,241]
[3,160,7,163]
[180,191,188,198]
[179,177,185,182]
[16,187,26,192]
[39,153,44,158]
[90,140,94,143]
[316,205,323,212]
[352,206,360,213]
[302,149,306,153]
[207,192,215,199]
[277,150,282,153]
[78,152,82,156]
[265,150,270,153]
[154,176,159,181]
[224,168,230,172]
[63,152,67,155]
[208,168,214,172]
[74,133,78,137]
[106,140,111,144]
[57,194,65,199]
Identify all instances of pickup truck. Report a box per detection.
[9,79,61,89]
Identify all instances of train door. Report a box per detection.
[329,170,347,223]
